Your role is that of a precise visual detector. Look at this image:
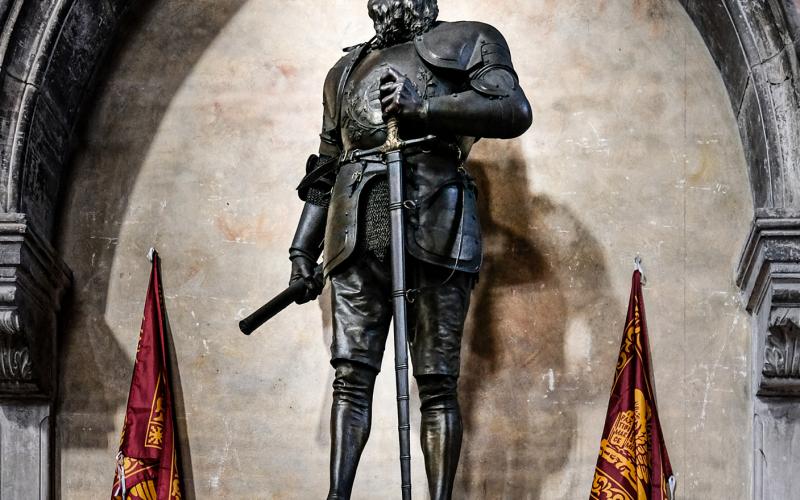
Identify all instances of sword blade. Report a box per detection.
[387,145,413,500]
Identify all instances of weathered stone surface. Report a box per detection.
[737,78,772,209]
[0,0,131,225]
[680,7,800,497]
[736,217,800,497]
[681,0,800,215]
[754,400,800,500]
[0,0,795,497]
[55,1,753,498]
[679,0,750,112]
[0,1,132,498]
[41,0,116,122]
[1,1,60,85]
[737,218,800,313]
[0,213,71,397]
[0,403,51,500]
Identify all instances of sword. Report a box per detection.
[349,118,435,500]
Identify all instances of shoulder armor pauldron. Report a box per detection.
[415,21,518,97]
[414,21,514,73]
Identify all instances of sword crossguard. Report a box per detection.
[344,118,437,162]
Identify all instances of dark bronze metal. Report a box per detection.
[239,264,323,335]
[320,16,531,277]
[387,143,413,500]
[281,1,532,498]
[345,117,433,499]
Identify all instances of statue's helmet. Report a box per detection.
[367,0,439,47]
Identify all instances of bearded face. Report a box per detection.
[367,0,439,48]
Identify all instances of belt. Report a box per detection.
[297,140,463,195]
[341,140,462,165]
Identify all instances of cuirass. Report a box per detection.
[323,38,482,277]
[340,41,460,152]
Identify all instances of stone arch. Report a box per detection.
[679,3,800,497]
[0,0,796,497]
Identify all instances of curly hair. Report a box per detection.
[368,0,439,48]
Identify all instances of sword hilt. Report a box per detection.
[380,117,403,153]
[344,118,436,162]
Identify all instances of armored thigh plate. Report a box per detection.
[404,154,482,273]
[324,160,387,276]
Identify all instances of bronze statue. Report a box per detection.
[288,1,532,498]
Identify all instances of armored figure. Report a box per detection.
[288,1,532,498]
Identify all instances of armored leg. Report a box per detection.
[405,260,473,499]
[328,360,378,500]
[417,375,462,500]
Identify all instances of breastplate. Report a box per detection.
[324,41,482,277]
[340,41,457,152]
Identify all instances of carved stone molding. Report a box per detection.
[736,218,800,313]
[0,337,32,382]
[740,220,800,399]
[0,213,71,398]
[0,309,31,383]
[0,310,21,335]
[763,319,800,379]
[760,319,800,395]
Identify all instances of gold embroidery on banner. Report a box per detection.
[614,298,641,388]
[145,375,165,449]
[130,480,157,500]
[113,478,156,500]
[598,389,653,494]
[170,444,183,499]
[608,410,635,455]
[121,457,154,477]
[634,388,653,499]
[599,437,637,488]
[590,469,633,500]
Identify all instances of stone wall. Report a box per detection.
[55,0,754,498]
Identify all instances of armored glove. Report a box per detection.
[290,253,324,304]
[379,67,425,122]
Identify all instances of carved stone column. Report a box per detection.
[737,218,800,499]
[0,0,131,496]
[0,214,70,499]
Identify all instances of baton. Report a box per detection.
[239,265,323,335]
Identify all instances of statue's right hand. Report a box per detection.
[290,255,323,304]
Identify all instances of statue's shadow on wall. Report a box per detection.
[453,140,621,498]
[55,2,249,498]
[314,140,623,498]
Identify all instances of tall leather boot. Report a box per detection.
[328,361,378,500]
[418,375,462,500]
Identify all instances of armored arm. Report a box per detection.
[380,21,533,139]
[423,83,532,139]
[290,154,332,263]
[288,68,342,302]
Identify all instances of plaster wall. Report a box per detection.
[55,0,754,498]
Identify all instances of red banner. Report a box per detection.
[590,270,674,500]
[112,252,182,499]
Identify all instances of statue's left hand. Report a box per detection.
[380,67,424,122]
